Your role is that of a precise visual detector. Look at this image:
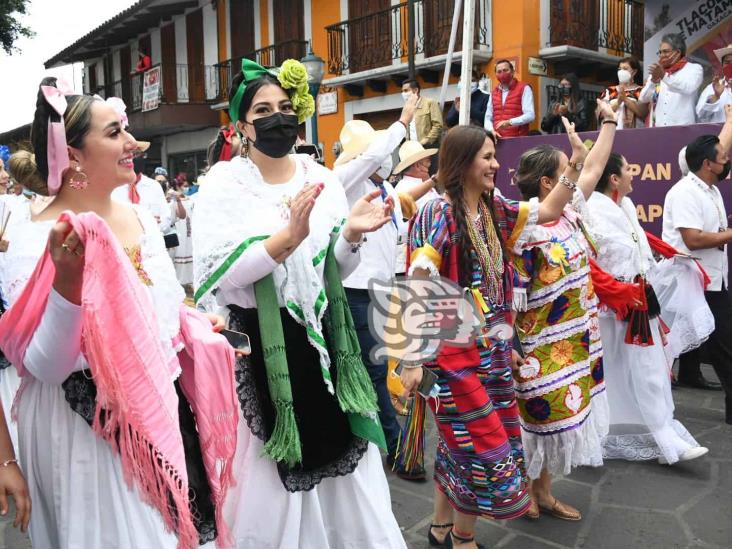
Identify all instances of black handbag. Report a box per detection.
[163,232,180,249]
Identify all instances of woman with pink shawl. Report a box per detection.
[0,78,237,548]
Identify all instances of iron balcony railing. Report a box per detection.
[326,0,491,76]
[216,39,309,99]
[100,64,224,112]
[545,84,604,130]
[549,0,644,58]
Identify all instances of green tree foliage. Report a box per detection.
[0,0,34,54]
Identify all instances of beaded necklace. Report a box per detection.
[466,199,504,305]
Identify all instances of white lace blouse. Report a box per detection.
[0,203,185,385]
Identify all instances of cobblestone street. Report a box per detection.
[0,367,729,548]
[391,365,732,549]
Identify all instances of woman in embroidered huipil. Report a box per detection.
[193,59,406,548]
[400,111,614,548]
[510,106,619,522]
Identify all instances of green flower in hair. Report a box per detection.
[277,59,309,92]
[291,92,315,124]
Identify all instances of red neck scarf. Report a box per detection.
[664,57,688,76]
[128,172,142,204]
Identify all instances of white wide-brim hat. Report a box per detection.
[334,120,386,166]
[393,140,437,174]
[714,44,732,64]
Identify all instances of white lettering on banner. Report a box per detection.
[675,0,732,35]
[142,66,161,112]
[643,0,732,67]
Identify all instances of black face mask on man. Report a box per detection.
[248,112,299,158]
[714,160,731,182]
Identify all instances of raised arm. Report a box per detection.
[718,104,732,153]
[537,100,618,223]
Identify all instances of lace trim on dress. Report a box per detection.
[61,370,218,545]
[233,354,369,492]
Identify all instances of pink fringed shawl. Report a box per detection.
[0,211,237,549]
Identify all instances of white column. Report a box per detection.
[175,16,188,102]
[151,28,162,65]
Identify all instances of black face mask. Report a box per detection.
[558,87,571,97]
[249,112,299,158]
[715,160,731,182]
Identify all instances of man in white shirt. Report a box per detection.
[663,131,732,422]
[696,44,732,124]
[111,153,171,233]
[484,59,535,138]
[333,99,422,477]
[640,33,703,127]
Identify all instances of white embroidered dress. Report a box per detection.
[585,193,711,463]
[0,203,210,548]
[193,155,406,549]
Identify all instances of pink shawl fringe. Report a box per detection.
[0,211,238,549]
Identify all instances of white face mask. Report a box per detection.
[401,91,412,101]
[617,69,632,84]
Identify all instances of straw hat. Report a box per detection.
[136,141,151,153]
[714,44,732,64]
[334,120,386,166]
[393,141,437,174]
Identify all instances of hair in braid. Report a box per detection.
[437,125,503,287]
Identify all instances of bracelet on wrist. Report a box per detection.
[343,232,365,253]
[1,459,18,468]
[559,174,578,192]
[602,119,618,126]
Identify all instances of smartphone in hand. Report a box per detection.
[220,329,251,354]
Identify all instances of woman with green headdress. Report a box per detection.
[192,59,406,548]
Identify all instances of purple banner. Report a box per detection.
[495,124,730,240]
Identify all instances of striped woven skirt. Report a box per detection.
[426,315,530,520]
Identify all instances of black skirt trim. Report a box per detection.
[229,305,368,493]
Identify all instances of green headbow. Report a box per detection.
[228,58,275,124]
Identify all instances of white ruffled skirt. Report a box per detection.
[521,390,610,479]
[650,257,714,359]
[599,316,700,463]
[223,417,406,549]
[17,377,212,549]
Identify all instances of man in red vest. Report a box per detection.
[484,59,535,138]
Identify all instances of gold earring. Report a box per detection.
[69,163,88,190]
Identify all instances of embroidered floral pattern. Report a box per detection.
[564,383,583,413]
[125,245,152,286]
[549,340,574,366]
[525,397,551,420]
[518,356,541,380]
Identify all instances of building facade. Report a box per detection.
[40,0,644,174]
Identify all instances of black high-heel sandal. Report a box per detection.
[427,522,453,546]
[445,529,486,549]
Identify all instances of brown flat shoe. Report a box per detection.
[524,498,540,520]
[538,497,582,521]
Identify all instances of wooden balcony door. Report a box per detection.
[161,23,177,103]
[230,0,255,60]
[273,0,305,65]
[348,0,391,73]
[120,46,132,107]
[186,8,205,102]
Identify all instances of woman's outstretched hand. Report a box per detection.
[343,188,395,243]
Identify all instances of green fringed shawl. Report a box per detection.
[253,235,386,466]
